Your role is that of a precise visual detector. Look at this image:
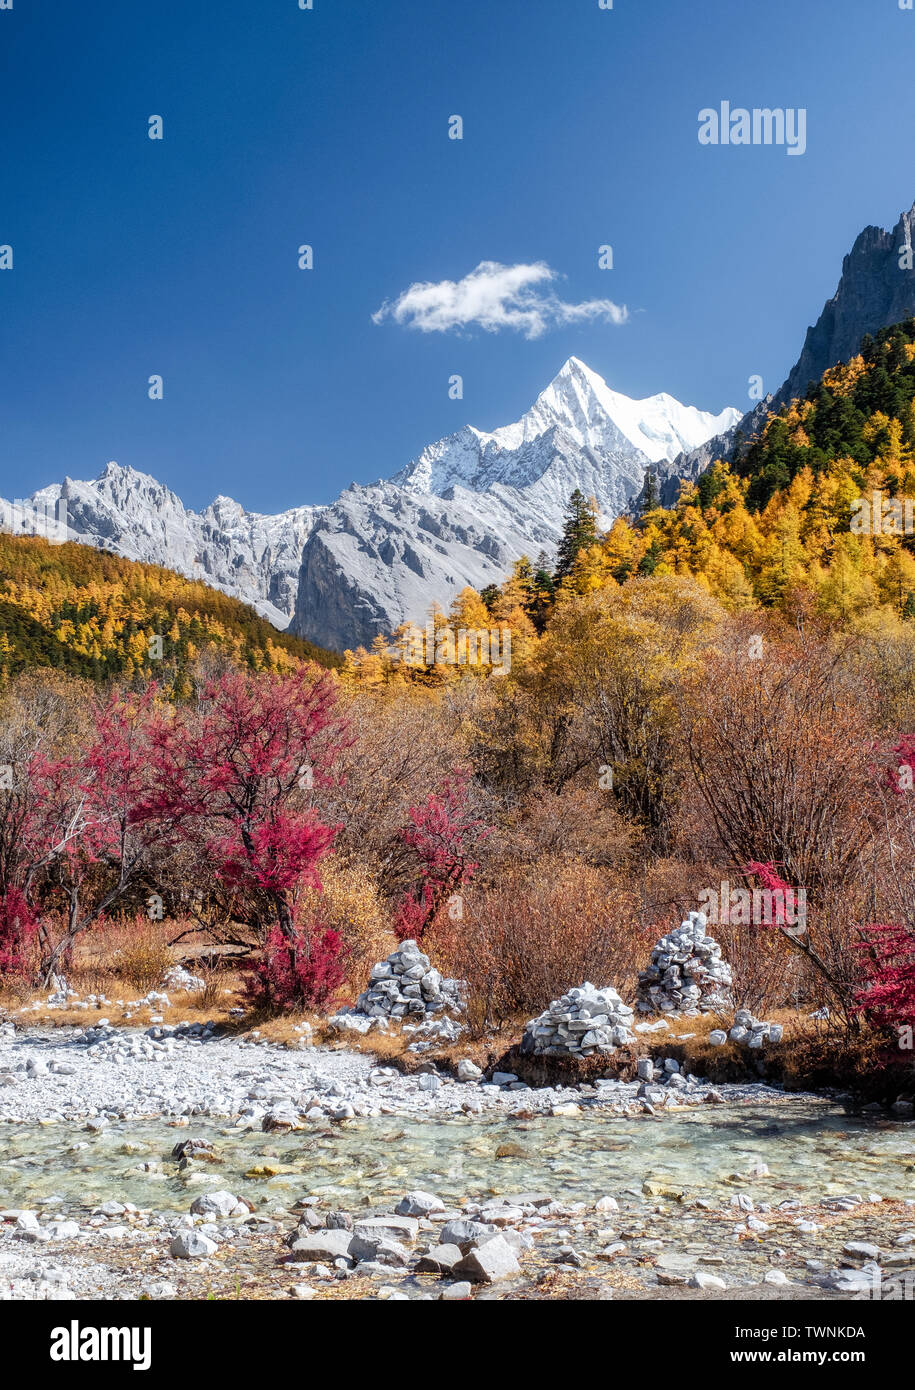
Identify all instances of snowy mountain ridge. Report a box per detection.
[2,359,738,650]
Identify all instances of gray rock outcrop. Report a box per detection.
[657,198,915,508]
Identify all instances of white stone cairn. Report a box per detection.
[637,911,733,1016]
[521,983,635,1058]
[329,940,463,1035]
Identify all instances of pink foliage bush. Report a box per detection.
[854,923,915,1029]
[243,924,347,1012]
[393,772,488,941]
[0,888,38,977]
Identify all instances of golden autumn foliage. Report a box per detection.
[0,532,339,683]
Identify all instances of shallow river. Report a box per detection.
[2,1098,913,1215]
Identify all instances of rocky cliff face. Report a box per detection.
[661,200,915,505]
[290,483,558,652]
[780,202,915,405]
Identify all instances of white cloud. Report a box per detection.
[372,260,628,338]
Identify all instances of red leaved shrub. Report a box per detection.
[0,888,38,977]
[392,772,488,941]
[854,923,915,1029]
[243,924,347,1013]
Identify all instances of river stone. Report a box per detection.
[479,1203,524,1227]
[190,1190,239,1218]
[454,1234,521,1283]
[396,1190,445,1217]
[842,1241,881,1261]
[295,1207,324,1230]
[287,1229,355,1262]
[439,1219,498,1252]
[416,1243,463,1274]
[441,1281,473,1300]
[348,1233,411,1266]
[170,1230,218,1259]
[46,1221,80,1240]
[352,1215,419,1244]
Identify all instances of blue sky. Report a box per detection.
[2,0,914,513]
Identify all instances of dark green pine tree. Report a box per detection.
[641,467,660,516]
[554,489,599,584]
[529,552,556,632]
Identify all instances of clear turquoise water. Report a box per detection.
[1,1098,912,1215]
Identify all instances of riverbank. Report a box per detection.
[1,1018,914,1302]
[0,1017,787,1126]
[3,1179,911,1303]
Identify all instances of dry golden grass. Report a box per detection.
[308,1019,524,1073]
[298,1003,901,1101]
[298,859,396,1003]
[113,917,175,992]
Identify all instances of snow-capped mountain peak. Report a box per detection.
[529,356,741,463]
[289,361,739,648]
[392,357,739,509]
[4,360,738,650]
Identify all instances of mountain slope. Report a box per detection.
[25,462,317,629]
[660,199,915,506]
[593,319,915,621]
[0,532,340,681]
[289,359,738,648]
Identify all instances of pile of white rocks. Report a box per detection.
[709,1008,783,1050]
[40,985,107,1013]
[636,1055,714,1104]
[162,965,205,993]
[637,911,733,1016]
[330,941,464,1032]
[71,1018,218,1062]
[520,984,635,1058]
[45,975,78,1009]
